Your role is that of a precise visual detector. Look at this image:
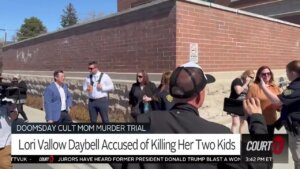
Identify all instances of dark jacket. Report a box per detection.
[111,103,270,169]
[129,82,156,118]
[279,77,300,133]
[152,88,175,111]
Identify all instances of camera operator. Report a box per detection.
[0,100,18,169]
[10,74,29,122]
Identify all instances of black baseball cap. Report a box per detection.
[169,62,215,99]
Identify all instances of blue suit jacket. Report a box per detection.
[43,82,72,122]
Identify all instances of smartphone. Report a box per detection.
[223,98,244,116]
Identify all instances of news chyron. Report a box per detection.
[241,134,288,163]
[11,123,288,163]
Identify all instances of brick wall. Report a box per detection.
[176,0,300,71]
[2,0,299,124]
[2,0,300,73]
[2,0,176,73]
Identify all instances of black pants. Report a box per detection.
[16,103,28,121]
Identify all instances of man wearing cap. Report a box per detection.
[11,74,29,122]
[111,62,270,169]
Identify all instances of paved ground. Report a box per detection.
[13,106,293,169]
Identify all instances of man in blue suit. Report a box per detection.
[44,70,72,124]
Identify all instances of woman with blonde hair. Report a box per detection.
[229,69,255,133]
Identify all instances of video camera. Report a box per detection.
[0,82,21,103]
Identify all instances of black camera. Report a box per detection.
[0,82,20,101]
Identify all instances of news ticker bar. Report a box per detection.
[11,122,289,163]
[12,155,241,163]
[12,134,240,155]
[12,123,150,133]
[11,134,289,163]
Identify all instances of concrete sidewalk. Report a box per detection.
[13,106,293,169]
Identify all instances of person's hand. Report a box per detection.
[97,83,102,90]
[9,111,18,121]
[243,97,262,116]
[47,120,54,123]
[245,76,252,85]
[87,83,93,94]
[143,95,152,102]
[259,77,266,89]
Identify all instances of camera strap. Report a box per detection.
[89,73,104,86]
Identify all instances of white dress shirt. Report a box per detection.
[55,82,66,111]
[83,71,114,99]
[0,104,11,148]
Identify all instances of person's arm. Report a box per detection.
[150,82,157,94]
[241,97,272,169]
[129,85,135,106]
[100,74,114,92]
[83,77,89,91]
[8,104,18,121]
[66,85,72,111]
[143,82,157,102]
[259,78,282,106]
[246,84,255,99]
[234,77,251,95]
[43,86,53,122]
[243,97,268,134]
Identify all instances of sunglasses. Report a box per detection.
[88,67,95,70]
[261,72,271,76]
[137,75,143,78]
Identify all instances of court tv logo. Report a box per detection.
[242,134,288,163]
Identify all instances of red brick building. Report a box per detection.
[2,0,300,73]
[118,0,300,25]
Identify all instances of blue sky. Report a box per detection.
[0,0,117,41]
